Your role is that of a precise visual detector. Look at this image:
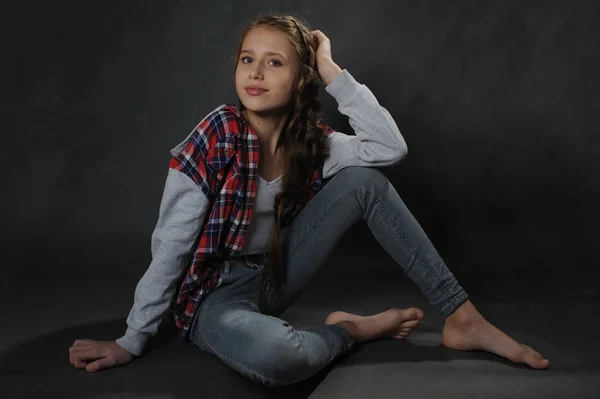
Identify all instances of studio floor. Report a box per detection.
[1,237,598,398]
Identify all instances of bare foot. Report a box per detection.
[443,302,551,369]
[325,308,424,344]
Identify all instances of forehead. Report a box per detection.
[241,27,296,58]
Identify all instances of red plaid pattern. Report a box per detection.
[168,104,335,341]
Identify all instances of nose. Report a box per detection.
[250,64,263,79]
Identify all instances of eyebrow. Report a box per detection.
[240,49,287,59]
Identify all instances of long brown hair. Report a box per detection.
[232,11,330,297]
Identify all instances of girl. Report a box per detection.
[69,12,550,387]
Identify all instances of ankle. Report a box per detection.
[332,320,364,343]
[444,299,482,327]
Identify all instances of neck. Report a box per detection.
[242,107,290,156]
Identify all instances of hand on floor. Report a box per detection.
[69,339,134,372]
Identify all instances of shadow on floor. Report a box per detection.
[0,319,328,398]
[0,316,518,399]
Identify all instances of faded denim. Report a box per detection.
[189,166,469,386]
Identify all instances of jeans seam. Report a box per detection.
[321,324,355,354]
[288,182,456,315]
[365,187,458,309]
[440,291,469,317]
[289,187,358,258]
[198,327,298,386]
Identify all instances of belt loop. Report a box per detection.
[224,259,230,274]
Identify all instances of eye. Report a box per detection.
[240,56,281,66]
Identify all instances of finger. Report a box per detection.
[75,360,88,368]
[69,346,78,365]
[72,347,101,360]
[72,351,88,368]
[71,351,91,368]
[86,356,115,373]
[72,351,90,368]
[70,343,95,360]
[72,347,103,368]
[86,362,99,372]
[72,340,96,350]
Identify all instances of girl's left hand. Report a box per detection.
[311,30,333,64]
[309,29,342,85]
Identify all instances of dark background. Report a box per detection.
[3,0,599,289]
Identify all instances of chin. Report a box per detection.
[242,97,277,111]
[238,94,289,114]
[241,101,268,112]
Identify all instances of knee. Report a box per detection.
[199,312,317,387]
[335,166,392,196]
[241,324,317,386]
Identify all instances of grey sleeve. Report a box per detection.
[322,69,408,179]
[115,168,210,357]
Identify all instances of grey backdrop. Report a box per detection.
[4,0,599,288]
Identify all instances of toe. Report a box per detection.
[415,308,424,320]
[402,307,424,321]
[522,344,542,358]
[520,346,550,368]
[409,308,424,320]
[404,319,420,328]
[528,353,550,368]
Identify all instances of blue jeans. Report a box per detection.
[189,166,469,387]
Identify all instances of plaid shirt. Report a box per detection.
[168,104,335,341]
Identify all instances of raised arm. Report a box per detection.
[322,69,408,179]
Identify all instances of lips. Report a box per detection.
[245,87,267,95]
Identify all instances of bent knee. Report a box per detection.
[335,166,390,191]
[201,317,318,386]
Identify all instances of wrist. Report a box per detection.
[320,60,343,86]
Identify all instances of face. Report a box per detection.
[235,27,304,115]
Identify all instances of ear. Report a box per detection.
[297,76,304,90]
